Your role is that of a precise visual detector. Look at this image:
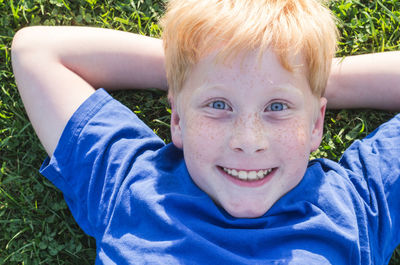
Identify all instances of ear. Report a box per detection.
[169,98,183,149]
[310,97,327,152]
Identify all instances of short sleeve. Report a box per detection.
[39,89,165,238]
[339,114,400,259]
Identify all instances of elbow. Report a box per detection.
[12,26,47,59]
[12,28,35,88]
[11,26,54,94]
[12,27,36,55]
[12,27,37,70]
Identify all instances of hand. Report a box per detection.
[12,26,167,156]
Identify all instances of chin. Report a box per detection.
[224,202,271,219]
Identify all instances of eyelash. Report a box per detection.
[265,102,288,112]
[206,100,288,112]
[207,100,231,111]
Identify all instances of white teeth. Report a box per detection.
[238,171,247,180]
[248,171,257,180]
[222,167,273,181]
[264,169,272,174]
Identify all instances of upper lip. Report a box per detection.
[218,165,273,172]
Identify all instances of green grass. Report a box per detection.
[0,0,399,264]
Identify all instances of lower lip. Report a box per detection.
[218,167,276,188]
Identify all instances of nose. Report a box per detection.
[229,114,268,154]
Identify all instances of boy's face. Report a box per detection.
[170,49,326,218]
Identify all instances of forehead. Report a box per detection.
[185,48,310,92]
[173,47,321,119]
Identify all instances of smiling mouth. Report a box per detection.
[219,166,274,181]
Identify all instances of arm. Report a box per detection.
[12,26,167,156]
[325,52,400,111]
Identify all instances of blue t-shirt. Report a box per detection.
[40,89,400,265]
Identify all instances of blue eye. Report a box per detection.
[267,102,287,111]
[210,100,228,110]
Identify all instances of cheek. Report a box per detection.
[272,120,312,187]
[182,115,223,160]
[272,119,311,157]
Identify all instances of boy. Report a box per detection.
[11,0,400,264]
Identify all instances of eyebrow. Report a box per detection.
[195,83,229,94]
[268,84,304,96]
[201,82,304,96]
